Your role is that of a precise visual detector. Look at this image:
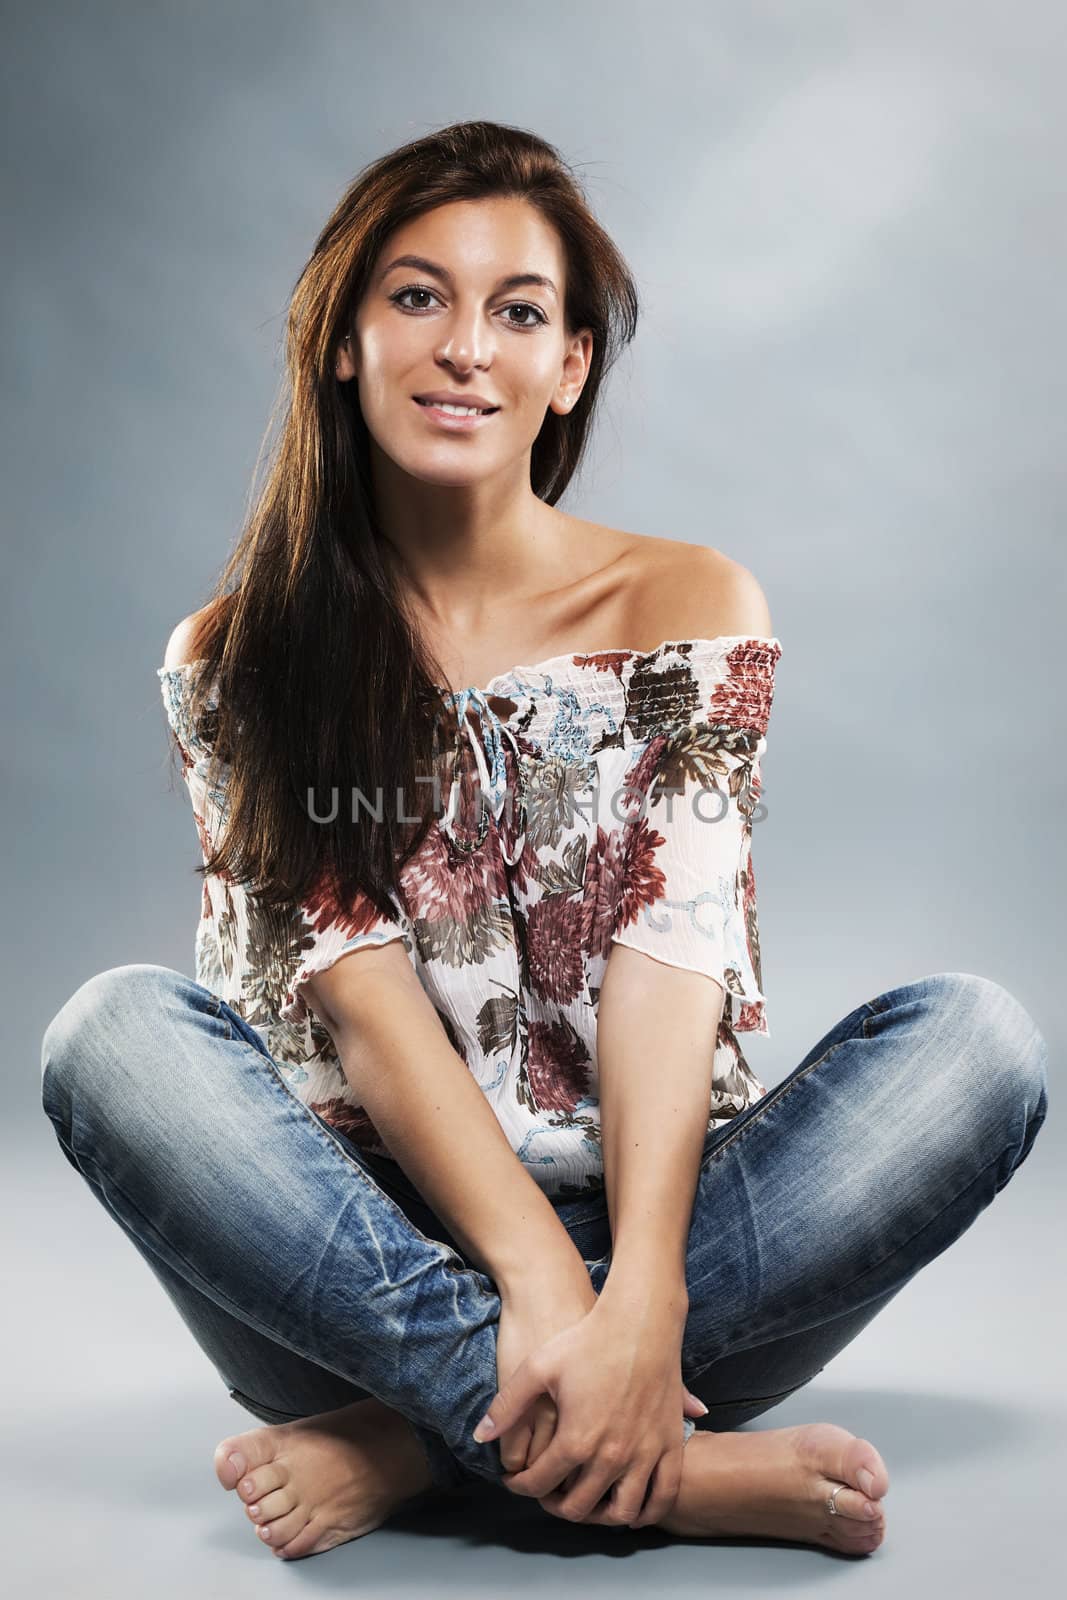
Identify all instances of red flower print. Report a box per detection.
[573,650,629,677]
[527,1017,593,1114]
[581,824,633,961]
[302,868,389,942]
[708,643,777,733]
[611,814,668,941]
[400,812,506,921]
[623,733,668,814]
[527,894,588,1004]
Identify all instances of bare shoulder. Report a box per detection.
[163,596,228,670]
[623,533,774,645]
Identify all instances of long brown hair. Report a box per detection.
[173,118,640,921]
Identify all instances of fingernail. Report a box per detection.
[696,1400,709,1415]
[858,1469,875,1497]
[473,1413,496,1442]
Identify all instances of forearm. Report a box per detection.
[596,946,724,1310]
[331,974,590,1302]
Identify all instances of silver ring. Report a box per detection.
[826,1482,846,1515]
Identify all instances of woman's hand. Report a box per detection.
[492,1274,598,1476]
[478,1286,705,1528]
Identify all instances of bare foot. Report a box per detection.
[213,1396,436,1560]
[656,1422,889,1556]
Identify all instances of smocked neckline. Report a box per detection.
[432,634,781,701]
[157,633,782,701]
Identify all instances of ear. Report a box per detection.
[335,334,357,383]
[549,326,593,413]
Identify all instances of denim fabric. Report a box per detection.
[40,967,1048,1496]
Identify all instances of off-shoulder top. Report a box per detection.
[157,635,782,1199]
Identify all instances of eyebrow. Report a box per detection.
[376,253,558,300]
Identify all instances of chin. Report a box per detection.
[402,458,497,488]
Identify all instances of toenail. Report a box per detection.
[259,1527,271,1541]
[858,1469,875,1496]
[866,1502,879,1518]
[242,1479,254,1496]
[249,1504,260,1518]
[228,1452,246,1477]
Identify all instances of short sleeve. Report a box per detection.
[158,662,226,857]
[278,876,414,1032]
[609,641,779,1034]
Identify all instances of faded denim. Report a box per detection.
[40,966,1048,1496]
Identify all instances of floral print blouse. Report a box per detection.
[157,634,782,1199]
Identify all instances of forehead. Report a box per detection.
[373,197,565,289]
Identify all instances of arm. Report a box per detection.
[303,942,593,1307]
[598,555,775,1316]
[594,947,724,1320]
[162,611,591,1309]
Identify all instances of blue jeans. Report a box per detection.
[39,966,1048,1496]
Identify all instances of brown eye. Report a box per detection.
[390,286,547,329]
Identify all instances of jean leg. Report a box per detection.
[44,1098,434,1452]
[38,964,552,1491]
[676,972,1049,1422]
[684,1287,906,1429]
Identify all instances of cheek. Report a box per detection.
[353,323,414,390]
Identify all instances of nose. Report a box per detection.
[435,308,493,372]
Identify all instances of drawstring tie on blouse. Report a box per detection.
[440,687,527,864]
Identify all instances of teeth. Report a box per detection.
[420,400,492,416]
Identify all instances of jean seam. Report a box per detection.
[48,1108,475,1474]
[204,992,231,1036]
[696,1376,815,1408]
[801,1126,1042,1318]
[49,1121,338,1376]
[220,1026,470,1269]
[698,1004,877,1173]
[227,1387,305,1423]
[692,1137,1025,1375]
[864,979,925,1017]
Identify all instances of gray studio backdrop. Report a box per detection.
[3,1,1064,1595]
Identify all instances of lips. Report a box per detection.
[414,398,499,414]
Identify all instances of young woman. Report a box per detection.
[40,119,1048,1563]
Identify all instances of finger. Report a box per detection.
[518,1397,555,1472]
[556,1465,658,1528]
[683,1388,710,1419]
[542,1456,627,1524]
[498,1421,532,1475]
[600,1463,656,1528]
[629,1450,683,1529]
[501,1433,587,1500]
[540,1474,619,1526]
[472,1355,546,1444]
[525,1396,558,1468]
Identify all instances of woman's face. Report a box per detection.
[339,196,592,486]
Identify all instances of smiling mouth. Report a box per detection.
[414,398,500,416]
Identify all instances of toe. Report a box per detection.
[214,1441,246,1490]
[256,1505,310,1550]
[822,1482,883,1524]
[247,1485,295,1527]
[840,1434,889,1501]
[274,1515,321,1560]
[832,1515,887,1557]
[213,1426,282,1493]
[237,1463,284,1506]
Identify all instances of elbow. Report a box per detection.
[302,941,421,1045]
